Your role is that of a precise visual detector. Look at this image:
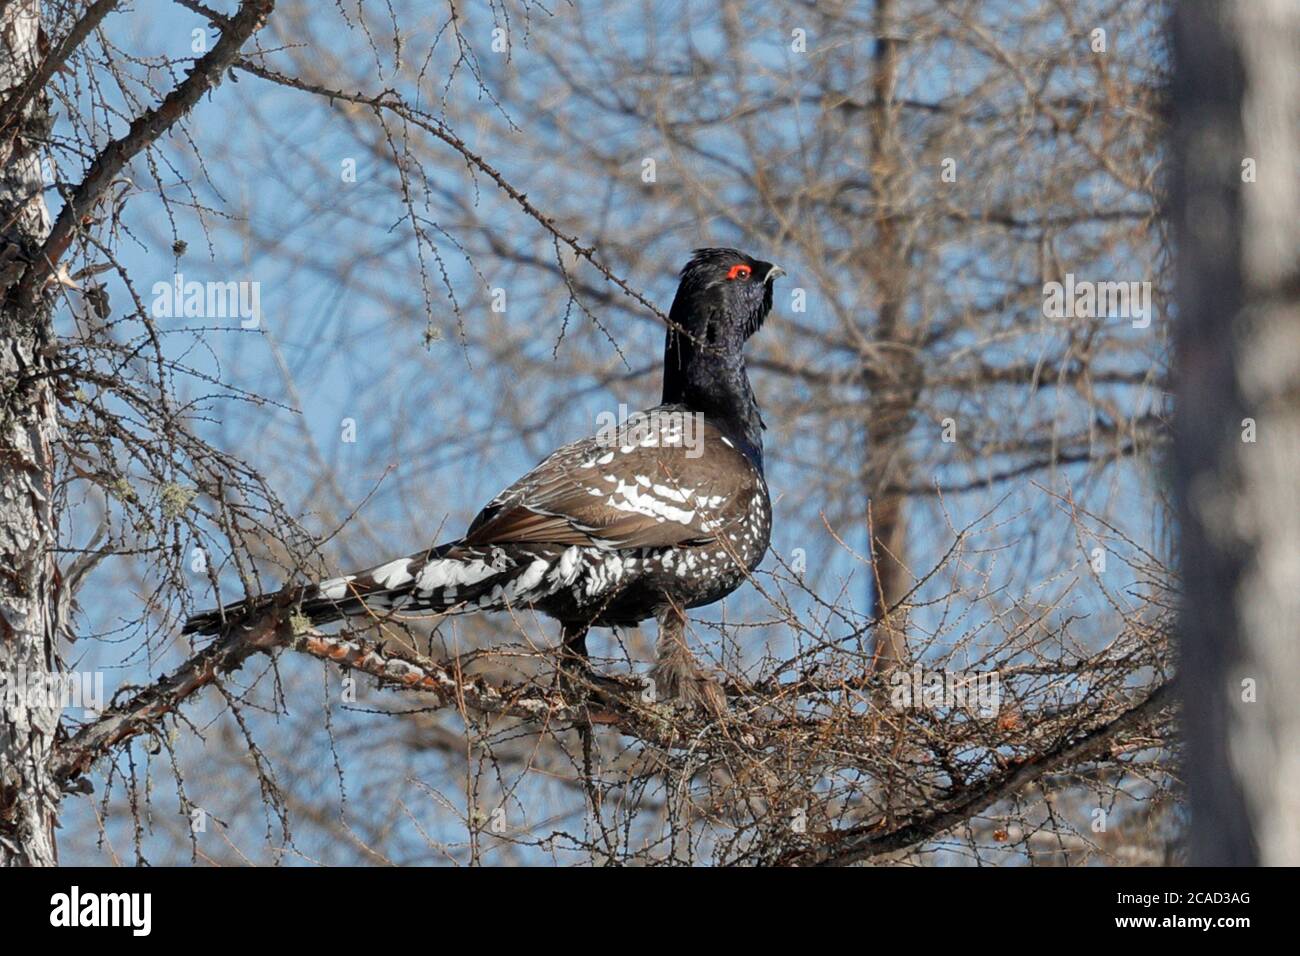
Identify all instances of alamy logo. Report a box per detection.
[1042,273,1152,328]
[0,667,103,715]
[890,665,1001,718]
[594,403,705,459]
[151,273,261,328]
[50,886,151,936]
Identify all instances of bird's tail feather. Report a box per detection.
[182,541,573,636]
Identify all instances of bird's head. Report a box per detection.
[661,248,782,465]
[668,247,784,349]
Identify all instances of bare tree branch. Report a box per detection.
[0,0,118,138]
[16,0,276,301]
[782,681,1176,866]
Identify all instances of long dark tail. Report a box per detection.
[183,541,574,636]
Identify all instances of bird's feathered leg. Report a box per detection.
[555,620,627,701]
[557,621,592,683]
[650,603,726,715]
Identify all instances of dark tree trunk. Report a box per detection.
[1172,0,1300,865]
[864,0,919,685]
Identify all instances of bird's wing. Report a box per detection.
[465,409,761,550]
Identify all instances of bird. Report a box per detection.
[185,248,782,708]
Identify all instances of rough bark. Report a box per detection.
[0,0,61,867]
[1172,0,1300,865]
[864,0,919,683]
[0,0,276,866]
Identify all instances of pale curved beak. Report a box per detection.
[765,264,786,282]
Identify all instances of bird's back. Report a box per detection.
[460,403,771,625]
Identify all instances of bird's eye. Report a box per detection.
[726,264,752,281]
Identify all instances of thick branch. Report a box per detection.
[0,0,119,138]
[780,680,1176,866]
[16,0,275,301]
[287,629,644,728]
[53,618,674,787]
[52,615,282,786]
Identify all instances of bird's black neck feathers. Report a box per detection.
[661,334,765,469]
[660,253,772,470]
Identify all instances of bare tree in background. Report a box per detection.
[1173,0,1300,866]
[0,0,1186,866]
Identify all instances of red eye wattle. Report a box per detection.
[726,264,752,280]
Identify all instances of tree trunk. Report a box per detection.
[864,0,918,683]
[0,0,63,866]
[1172,0,1300,865]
